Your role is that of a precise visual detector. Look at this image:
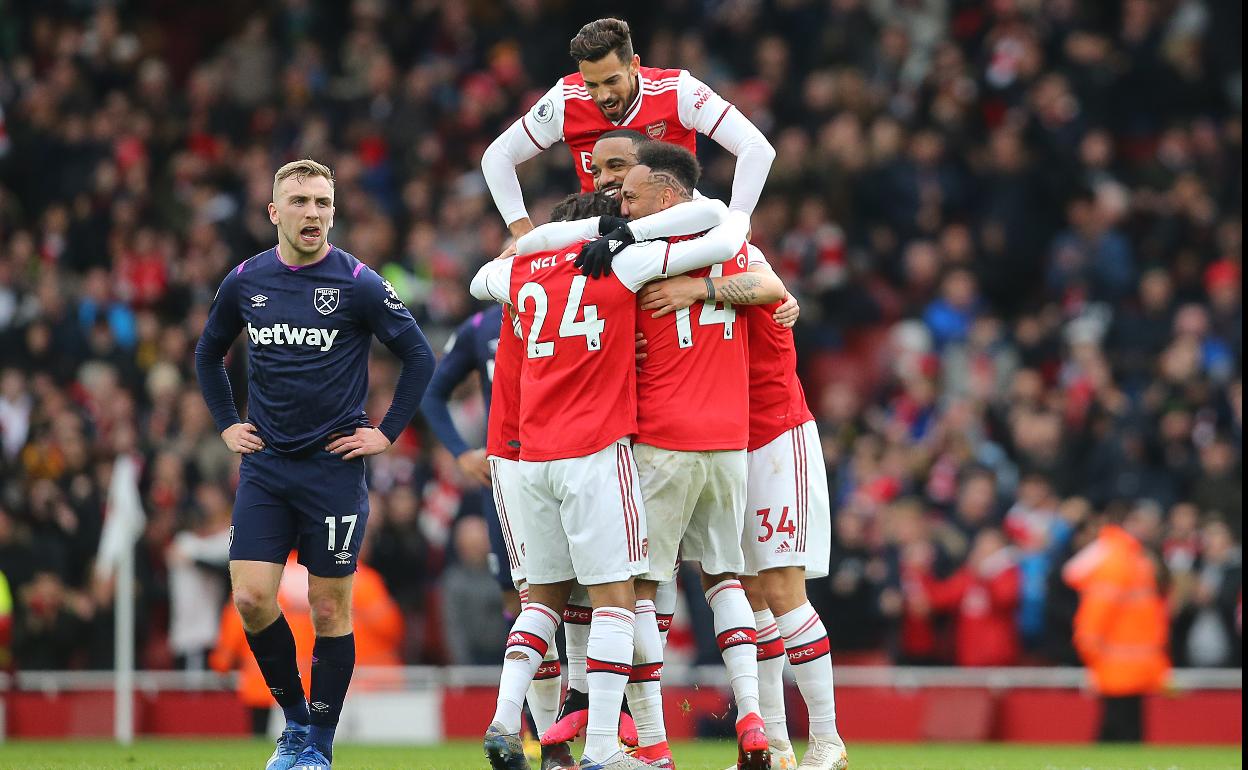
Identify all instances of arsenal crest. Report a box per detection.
[645,120,667,140]
[314,287,340,315]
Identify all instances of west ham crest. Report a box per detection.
[645,120,667,140]
[314,287,340,315]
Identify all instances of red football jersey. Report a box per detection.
[519,67,735,192]
[744,301,814,451]
[485,307,522,461]
[497,246,639,461]
[635,240,751,451]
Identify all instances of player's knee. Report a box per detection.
[760,568,806,614]
[309,593,351,634]
[232,586,277,627]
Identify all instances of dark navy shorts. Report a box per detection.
[480,487,517,592]
[230,448,369,578]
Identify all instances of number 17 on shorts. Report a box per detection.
[325,514,359,565]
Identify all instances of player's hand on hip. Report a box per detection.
[575,225,634,278]
[222,422,264,454]
[773,293,800,328]
[634,332,648,363]
[639,275,703,318]
[456,448,492,487]
[326,427,391,460]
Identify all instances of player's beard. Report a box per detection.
[599,78,638,122]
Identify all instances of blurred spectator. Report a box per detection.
[815,511,889,654]
[1173,519,1242,668]
[1064,505,1171,742]
[12,571,92,669]
[439,516,506,666]
[1192,436,1242,538]
[165,483,231,670]
[921,528,1022,667]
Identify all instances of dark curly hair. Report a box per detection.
[550,192,621,222]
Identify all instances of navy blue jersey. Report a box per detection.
[200,246,417,455]
[419,305,502,458]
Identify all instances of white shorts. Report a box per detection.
[516,439,649,586]
[634,443,746,583]
[488,455,527,587]
[741,421,831,578]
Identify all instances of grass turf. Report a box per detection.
[0,740,1240,770]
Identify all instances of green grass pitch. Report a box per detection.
[0,740,1240,770]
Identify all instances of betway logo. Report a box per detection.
[247,322,339,351]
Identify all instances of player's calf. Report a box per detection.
[625,598,665,754]
[582,582,638,766]
[704,577,763,722]
[236,564,311,769]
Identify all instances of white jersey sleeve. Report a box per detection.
[481,80,566,227]
[628,198,729,242]
[520,80,566,149]
[676,71,775,216]
[675,71,733,135]
[515,218,599,256]
[612,211,750,293]
[469,258,515,304]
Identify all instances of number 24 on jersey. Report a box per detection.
[517,275,604,359]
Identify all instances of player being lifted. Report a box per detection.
[481,17,774,238]
[514,143,783,770]
[472,191,750,770]
[195,160,435,770]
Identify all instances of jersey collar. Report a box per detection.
[275,243,334,271]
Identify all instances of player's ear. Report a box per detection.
[629,54,640,74]
[267,202,279,225]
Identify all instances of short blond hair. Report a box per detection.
[272,159,335,201]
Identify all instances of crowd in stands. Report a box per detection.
[0,0,1240,674]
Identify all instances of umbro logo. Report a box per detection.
[335,551,353,564]
[250,294,268,307]
[310,701,330,713]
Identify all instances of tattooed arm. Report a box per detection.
[638,263,785,318]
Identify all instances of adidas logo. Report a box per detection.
[250,294,268,307]
[721,630,752,645]
[506,633,530,647]
[609,239,622,251]
[775,541,792,554]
